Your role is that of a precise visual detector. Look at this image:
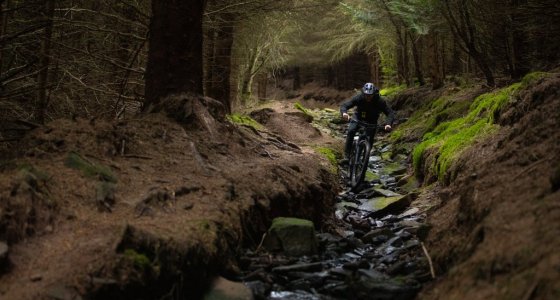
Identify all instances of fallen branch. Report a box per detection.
[421,242,436,279]
[255,232,267,253]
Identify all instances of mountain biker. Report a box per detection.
[340,82,395,163]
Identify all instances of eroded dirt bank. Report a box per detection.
[0,97,340,299]
[413,75,560,299]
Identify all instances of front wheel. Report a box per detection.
[350,139,370,190]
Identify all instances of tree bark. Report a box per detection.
[368,48,382,87]
[208,12,235,113]
[410,32,425,86]
[292,66,300,90]
[36,0,55,124]
[144,0,206,110]
[427,32,444,89]
[509,0,529,79]
[257,72,267,101]
[0,0,9,80]
[441,0,495,86]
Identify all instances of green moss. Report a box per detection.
[294,102,315,120]
[270,217,314,231]
[410,75,548,181]
[314,147,339,165]
[365,170,380,181]
[313,146,340,174]
[226,113,263,130]
[391,95,472,145]
[380,84,406,97]
[520,71,549,86]
[123,249,151,270]
[64,152,116,183]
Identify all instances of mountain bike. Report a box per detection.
[347,120,384,190]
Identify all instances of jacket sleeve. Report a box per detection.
[340,94,360,114]
[381,98,396,126]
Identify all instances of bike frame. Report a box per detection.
[347,120,379,190]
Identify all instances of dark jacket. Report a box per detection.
[340,92,395,125]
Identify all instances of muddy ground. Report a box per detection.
[0,78,559,299]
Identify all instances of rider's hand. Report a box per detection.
[384,124,392,131]
[342,113,350,121]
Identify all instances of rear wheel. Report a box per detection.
[350,139,370,189]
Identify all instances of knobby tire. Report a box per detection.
[350,139,370,190]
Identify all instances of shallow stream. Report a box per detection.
[238,139,432,299]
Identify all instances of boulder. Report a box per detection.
[263,217,317,256]
[203,277,253,300]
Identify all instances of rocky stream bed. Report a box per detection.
[231,139,433,300]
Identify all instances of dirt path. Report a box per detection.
[0,99,343,299]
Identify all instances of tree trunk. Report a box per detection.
[36,0,55,124]
[208,13,235,113]
[203,24,215,96]
[427,32,444,89]
[509,0,529,79]
[441,0,495,86]
[144,0,206,110]
[368,49,381,87]
[0,0,9,79]
[410,32,425,86]
[257,72,267,101]
[292,66,300,90]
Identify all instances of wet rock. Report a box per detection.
[386,236,404,247]
[245,281,270,299]
[398,220,423,228]
[272,262,323,274]
[203,277,253,300]
[329,267,354,279]
[398,208,419,218]
[263,218,318,256]
[403,240,420,250]
[369,156,382,163]
[357,269,386,280]
[368,193,416,219]
[374,188,402,197]
[362,228,395,243]
[316,233,341,244]
[387,261,406,275]
[354,278,420,300]
[342,261,361,271]
[395,230,412,240]
[286,278,312,291]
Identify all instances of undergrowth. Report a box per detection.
[411,72,549,182]
[227,113,263,130]
[380,85,406,97]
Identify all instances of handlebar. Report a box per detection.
[350,119,389,131]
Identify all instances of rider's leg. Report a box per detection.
[344,121,359,158]
[365,128,377,150]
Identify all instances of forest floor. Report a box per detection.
[0,78,559,299]
[0,92,344,299]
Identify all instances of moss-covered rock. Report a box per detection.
[294,102,315,121]
[226,113,263,130]
[262,217,317,256]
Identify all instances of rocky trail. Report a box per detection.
[220,108,433,300]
